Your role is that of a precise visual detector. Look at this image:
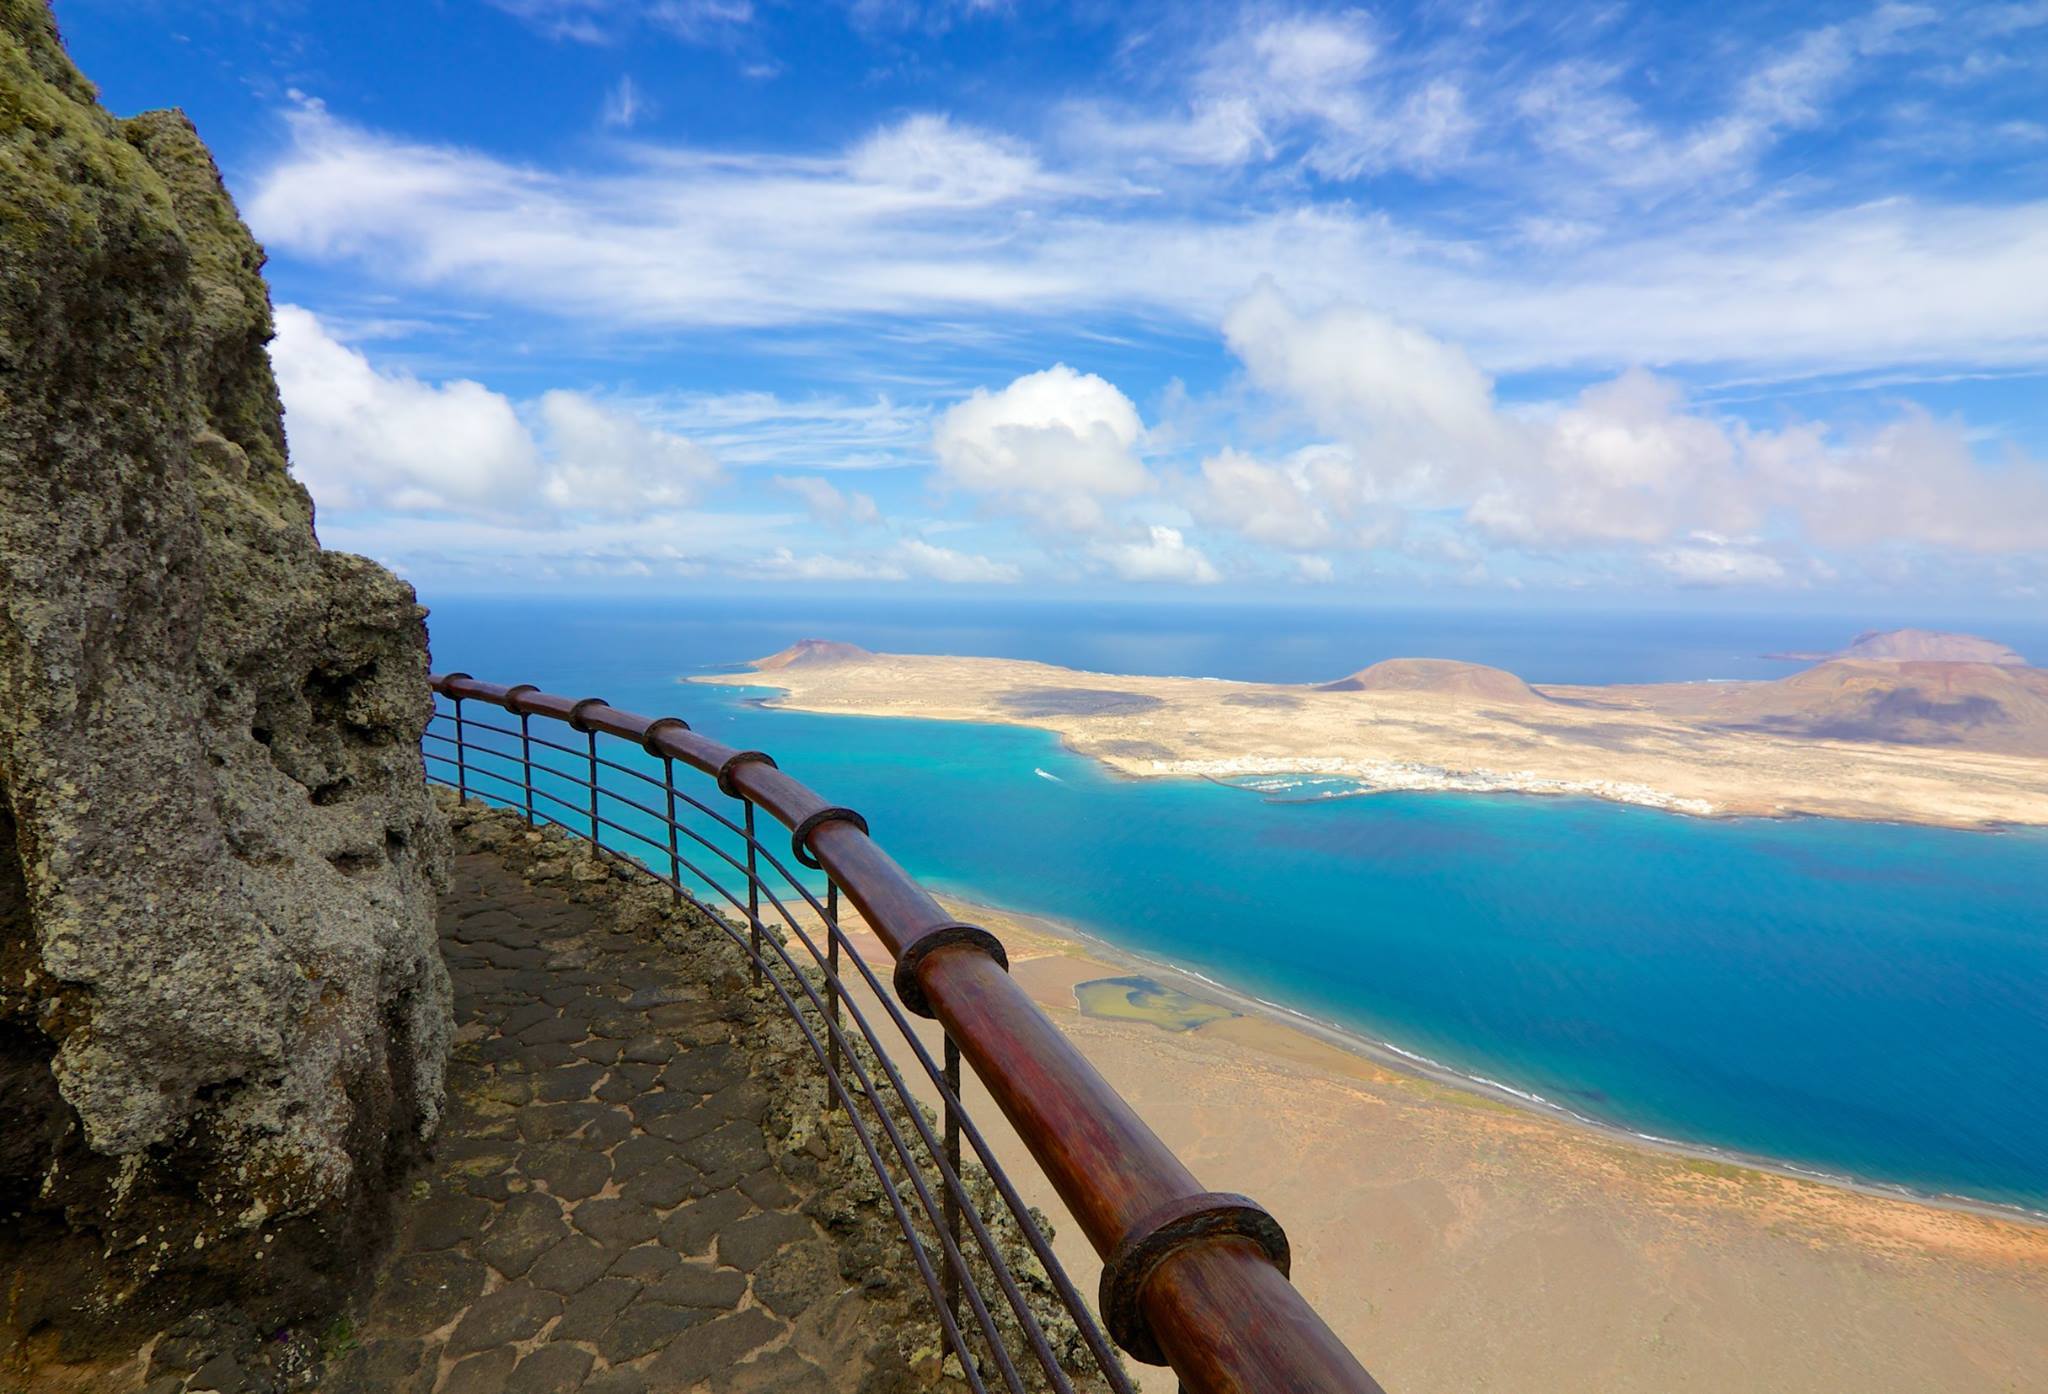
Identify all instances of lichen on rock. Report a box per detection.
[0,0,451,1357]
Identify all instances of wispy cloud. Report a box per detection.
[489,0,754,46]
[601,75,647,128]
[248,94,2048,377]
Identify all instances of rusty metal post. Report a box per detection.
[943,1032,964,1330]
[826,879,841,1111]
[585,729,600,845]
[745,800,762,987]
[519,712,534,825]
[452,696,468,803]
[664,755,681,903]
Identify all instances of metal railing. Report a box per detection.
[425,673,1384,1394]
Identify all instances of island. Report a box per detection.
[695,632,2048,829]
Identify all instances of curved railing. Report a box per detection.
[425,673,1383,1394]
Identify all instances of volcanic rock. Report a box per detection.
[754,638,873,669]
[0,0,450,1352]
[1320,658,1549,705]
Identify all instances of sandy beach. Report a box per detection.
[802,894,2048,1393]
[694,648,2048,830]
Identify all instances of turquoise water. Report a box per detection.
[427,597,2048,1212]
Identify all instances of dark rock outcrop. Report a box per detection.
[0,0,450,1357]
[754,638,874,670]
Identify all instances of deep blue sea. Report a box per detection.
[426,594,2048,1213]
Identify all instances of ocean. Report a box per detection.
[426,594,2048,1213]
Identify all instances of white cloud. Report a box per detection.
[1068,9,1474,180]
[892,537,1020,583]
[1752,409,2048,553]
[247,101,2048,376]
[1090,525,1220,584]
[1193,448,1338,550]
[1224,284,1514,489]
[489,0,754,45]
[271,306,719,520]
[775,474,882,527]
[847,113,1047,206]
[1204,287,2048,570]
[743,537,1019,584]
[931,365,1150,530]
[1470,369,1751,547]
[1516,8,1929,203]
[748,547,902,582]
[271,304,542,513]
[1653,543,1789,587]
[633,390,929,473]
[537,390,722,514]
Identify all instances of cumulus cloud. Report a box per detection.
[538,390,722,514]
[1203,286,2048,575]
[1753,409,2048,553]
[931,365,1150,531]
[271,304,542,513]
[1090,525,1220,584]
[1469,370,1752,547]
[893,537,1020,583]
[1225,284,1516,495]
[1193,448,1338,550]
[775,474,881,527]
[272,306,719,519]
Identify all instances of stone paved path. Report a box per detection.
[321,847,892,1394]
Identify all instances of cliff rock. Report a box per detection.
[0,1,450,1352]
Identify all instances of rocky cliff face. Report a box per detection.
[0,1,451,1353]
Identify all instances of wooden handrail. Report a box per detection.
[431,673,1384,1394]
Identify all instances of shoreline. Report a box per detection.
[930,886,2048,1231]
[693,648,2048,830]
[696,666,2048,1224]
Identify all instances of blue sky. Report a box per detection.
[52,0,2048,612]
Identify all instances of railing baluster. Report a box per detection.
[452,696,468,803]
[745,800,762,987]
[664,755,681,903]
[944,1031,963,1330]
[519,711,534,825]
[586,728,600,845]
[827,879,841,1111]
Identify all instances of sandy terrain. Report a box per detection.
[695,646,2048,829]
[795,896,2048,1394]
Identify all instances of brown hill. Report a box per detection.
[1320,658,1548,706]
[1767,628,2028,666]
[755,638,873,670]
[1658,660,2048,754]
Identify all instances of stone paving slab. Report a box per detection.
[317,846,896,1394]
